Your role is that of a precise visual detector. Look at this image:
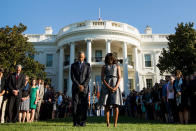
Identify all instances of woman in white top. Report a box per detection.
[167,76,175,123]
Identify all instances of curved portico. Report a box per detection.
[56,20,141,97]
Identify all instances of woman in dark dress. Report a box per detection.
[174,70,189,124]
[98,53,123,127]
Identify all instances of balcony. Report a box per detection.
[92,57,104,62]
[58,20,140,38]
[63,57,134,68]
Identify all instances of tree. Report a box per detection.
[0,23,46,79]
[157,22,196,76]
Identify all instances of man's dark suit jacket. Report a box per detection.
[8,73,25,97]
[71,61,91,96]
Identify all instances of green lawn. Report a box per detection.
[1,117,196,131]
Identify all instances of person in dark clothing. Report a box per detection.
[42,87,54,120]
[18,75,31,123]
[7,65,25,123]
[71,51,91,127]
[0,68,6,123]
[0,68,6,109]
[189,71,196,123]
[174,70,189,124]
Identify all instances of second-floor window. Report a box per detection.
[46,54,53,67]
[64,55,70,66]
[128,55,132,65]
[95,50,102,62]
[144,54,152,67]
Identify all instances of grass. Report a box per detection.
[1,116,196,131]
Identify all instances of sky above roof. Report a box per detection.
[0,0,195,34]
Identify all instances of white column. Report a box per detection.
[86,40,92,97]
[134,47,140,92]
[67,42,75,97]
[58,47,64,92]
[154,51,161,83]
[86,39,92,63]
[106,40,111,54]
[123,42,129,96]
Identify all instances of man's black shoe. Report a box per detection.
[73,123,80,127]
[80,122,86,127]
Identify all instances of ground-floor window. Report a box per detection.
[64,79,67,94]
[146,79,153,88]
[128,79,134,90]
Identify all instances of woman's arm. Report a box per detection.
[113,65,121,91]
[0,90,5,96]
[101,66,112,90]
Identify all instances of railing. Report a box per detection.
[117,59,134,66]
[141,34,169,42]
[92,57,104,62]
[64,57,134,67]
[26,34,56,42]
[58,20,140,36]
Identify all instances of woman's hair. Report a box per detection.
[104,53,117,65]
[175,70,182,77]
[31,77,37,85]
[25,75,29,80]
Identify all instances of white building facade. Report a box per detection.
[26,20,169,97]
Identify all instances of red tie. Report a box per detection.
[16,75,19,80]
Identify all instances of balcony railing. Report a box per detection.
[64,58,134,67]
[92,57,104,62]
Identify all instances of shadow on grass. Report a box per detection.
[45,116,164,124]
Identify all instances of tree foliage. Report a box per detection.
[0,23,46,79]
[157,22,196,76]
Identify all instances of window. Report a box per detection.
[146,79,153,88]
[128,55,132,65]
[64,55,70,66]
[144,54,152,67]
[95,50,102,62]
[64,79,67,94]
[128,79,134,90]
[46,54,53,67]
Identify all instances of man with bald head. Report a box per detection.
[71,51,91,127]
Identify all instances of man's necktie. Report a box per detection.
[16,74,19,80]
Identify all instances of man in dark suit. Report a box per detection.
[7,65,25,122]
[0,68,9,123]
[190,71,196,123]
[71,51,91,126]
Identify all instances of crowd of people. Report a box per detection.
[0,63,195,125]
[0,65,72,123]
[124,70,196,124]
